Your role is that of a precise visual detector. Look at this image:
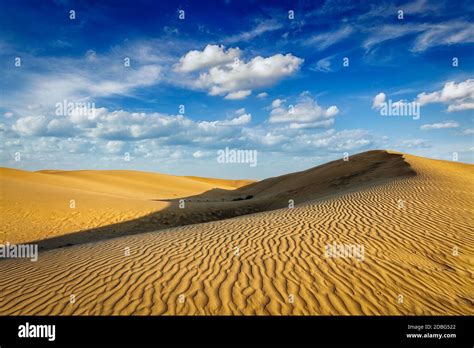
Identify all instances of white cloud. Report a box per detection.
[289,119,335,129]
[256,92,269,99]
[8,64,161,118]
[192,150,211,158]
[271,99,283,108]
[462,128,474,135]
[194,53,303,98]
[420,121,459,130]
[93,65,161,96]
[85,49,97,62]
[1,39,171,118]
[10,107,253,142]
[447,102,474,112]
[399,139,431,148]
[313,57,332,73]
[363,21,474,53]
[242,128,288,147]
[269,93,339,127]
[174,44,240,73]
[326,106,339,117]
[46,118,75,136]
[105,141,125,154]
[218,113,252,126]
[364,24,424,50]
[305,26,353,50]
[412,21,474,52]
[416,79,474,112]
[3,112,13,118]
[235,108,246,115]
[301,129,371,152]
[357,0,436,20]
[12,115,48,136]
[224,90,252,100]
[372,92,386,109]
[224,20,283,43]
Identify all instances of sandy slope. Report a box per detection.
[0,151,472,315]
[0,168,252,244]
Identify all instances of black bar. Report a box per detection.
[0,316,472,346]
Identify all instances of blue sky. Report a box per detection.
[0,0,473,179]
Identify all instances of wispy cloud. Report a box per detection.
[420,121,459,130]
[363,24,425,51]
[224,19,283,43]
[412,21,474,52]
[312,56,334,73]
[304,26,353,50]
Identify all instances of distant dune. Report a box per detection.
[0,168,253,245]
[0,150,472,315]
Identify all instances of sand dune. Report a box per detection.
[0,168,252,244]
[0,150,472,315]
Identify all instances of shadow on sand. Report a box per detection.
[32,150,416,252]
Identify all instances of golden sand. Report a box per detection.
[0,168,252,244]
[0,151,472,315]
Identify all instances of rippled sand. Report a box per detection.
[0,151,472,315]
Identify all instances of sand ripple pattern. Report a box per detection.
[0,154,473,315]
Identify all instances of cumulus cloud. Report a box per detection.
[372,92,386,109]
[10,106,252,142]
[294,129,372,152]
[242,128,289,147]
[217,113,252,126]
[416,79,474,112]
[105,140,125,154]
[268,92,339,128]
[224,90,252,100]
[174,44,240,73]
[193,52,303,98]
[192,150,212,158]
[12,115,49,136]
[420,120,459,130]
[256,92,269,99]
[271,99,283,108]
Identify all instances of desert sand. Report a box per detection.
[0,150,472,315]
[0,168,252,245]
